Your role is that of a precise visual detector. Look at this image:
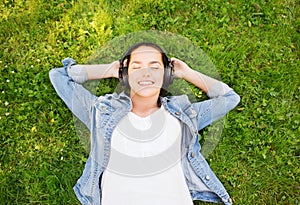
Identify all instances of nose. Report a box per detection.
[142,67,151,77]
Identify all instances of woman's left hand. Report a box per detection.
[171,57,191,79]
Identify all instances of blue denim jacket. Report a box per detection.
[49,58,240,205]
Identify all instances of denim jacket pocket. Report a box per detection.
[183,106,198,132]
[95,102,115,128]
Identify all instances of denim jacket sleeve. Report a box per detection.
[49,58,96,130]
[192,82,240,131]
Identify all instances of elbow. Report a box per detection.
[49,68,57,84]
[49,68,62,86]
[49,69,56,82]
[228,90,240,110]
[49,67,68,84]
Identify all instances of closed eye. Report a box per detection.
[132,66,161,70]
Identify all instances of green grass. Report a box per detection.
[0,0,299,204]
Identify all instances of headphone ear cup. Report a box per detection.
[162,56,174,88]
[118,61,125,86]
[123,67,130,89]
[119,66,130,88]
[119,57,130,89]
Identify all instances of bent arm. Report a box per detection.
[49,59,98,129]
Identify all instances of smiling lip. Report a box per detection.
[138,80,154,86]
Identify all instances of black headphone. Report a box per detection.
[119,42,174,89]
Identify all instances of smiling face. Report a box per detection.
[127,46,164,98]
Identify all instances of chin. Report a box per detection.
[131,87,161,98]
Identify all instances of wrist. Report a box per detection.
[109,61,120,78]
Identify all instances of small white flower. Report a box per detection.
[60,156,64,160]
[0,116,2,120]
[1,91,4,94]
[37,59,41,62]
[31,65,34,68]
[5,112,10,116]
[6,79,9,83]
[4,101,9,106]
[0,61,2,63]
[11,71,15,74]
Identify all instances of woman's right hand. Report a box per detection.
[108,61,120,78]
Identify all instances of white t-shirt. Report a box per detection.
[101,105,193,205]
